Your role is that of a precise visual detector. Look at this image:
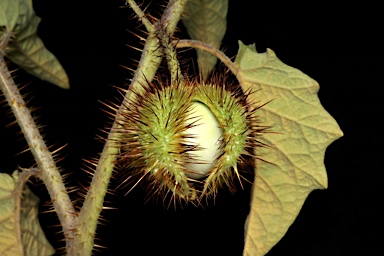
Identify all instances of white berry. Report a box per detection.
[184,101,223,179]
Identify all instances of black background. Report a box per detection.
[0,1,382,255]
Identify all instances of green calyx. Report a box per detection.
[120,81,197,201]
[193,84,252,196]
[118,79,260,202]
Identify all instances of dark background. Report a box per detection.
[0,1,382,255]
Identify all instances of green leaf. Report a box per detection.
[0,0,19,31]
[2,0,69,89]
[182,0,228,79]
[0,171,55,256]
[234,41,343,256]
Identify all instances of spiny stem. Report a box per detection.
[0,32,76,254]
[154,0,188,84]
[156,23,183,84]
[73,30,162,256]
[175,39,239,76]
[126,0,154,32]
[73,1,188,255]
[161,0,188,36]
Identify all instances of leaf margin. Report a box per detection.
[235,41,343,256]
[2,0,69,89]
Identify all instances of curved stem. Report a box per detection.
[175,39,239,77]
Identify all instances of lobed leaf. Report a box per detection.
[234,41,343,256]
[182,0,228,79]
[0,171,55,256]
[1,0,69,89]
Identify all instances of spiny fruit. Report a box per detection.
[117,76,265,204]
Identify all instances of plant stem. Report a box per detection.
[175,39,239,76]
[156,23,183,84]
[156,0,188,84]
[73,29,162,256]
[161,0,188,36]
[0,33,76,254]
[73,1,187,254]
[126,0,154,32]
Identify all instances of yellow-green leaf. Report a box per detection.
[234,41,343,256]
[0,171,55,256]
[2,0,69,89]
[182,0,228,79]
[0,0,20,31]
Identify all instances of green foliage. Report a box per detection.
[0,0,23,31]
[235,42,343,255]
[0,1,344,255]
[0,0,69,89]
[0,171,55,256]
[183,0,228,79]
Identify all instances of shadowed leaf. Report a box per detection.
[182,0,228,79]
[0,171,55,256]
[235,41,343,256]
[1,0,69,89]
[0,0,19,31]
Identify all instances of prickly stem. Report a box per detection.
[0,32,77,254]
[126,0,154,32]
[155,0,188,84]
[161,0,188,36]
[156,22,183,84]
[73,1,188,255]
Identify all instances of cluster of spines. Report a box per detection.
[193,82,260,197]
[116,75,266,205]
[118,79,199,203]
